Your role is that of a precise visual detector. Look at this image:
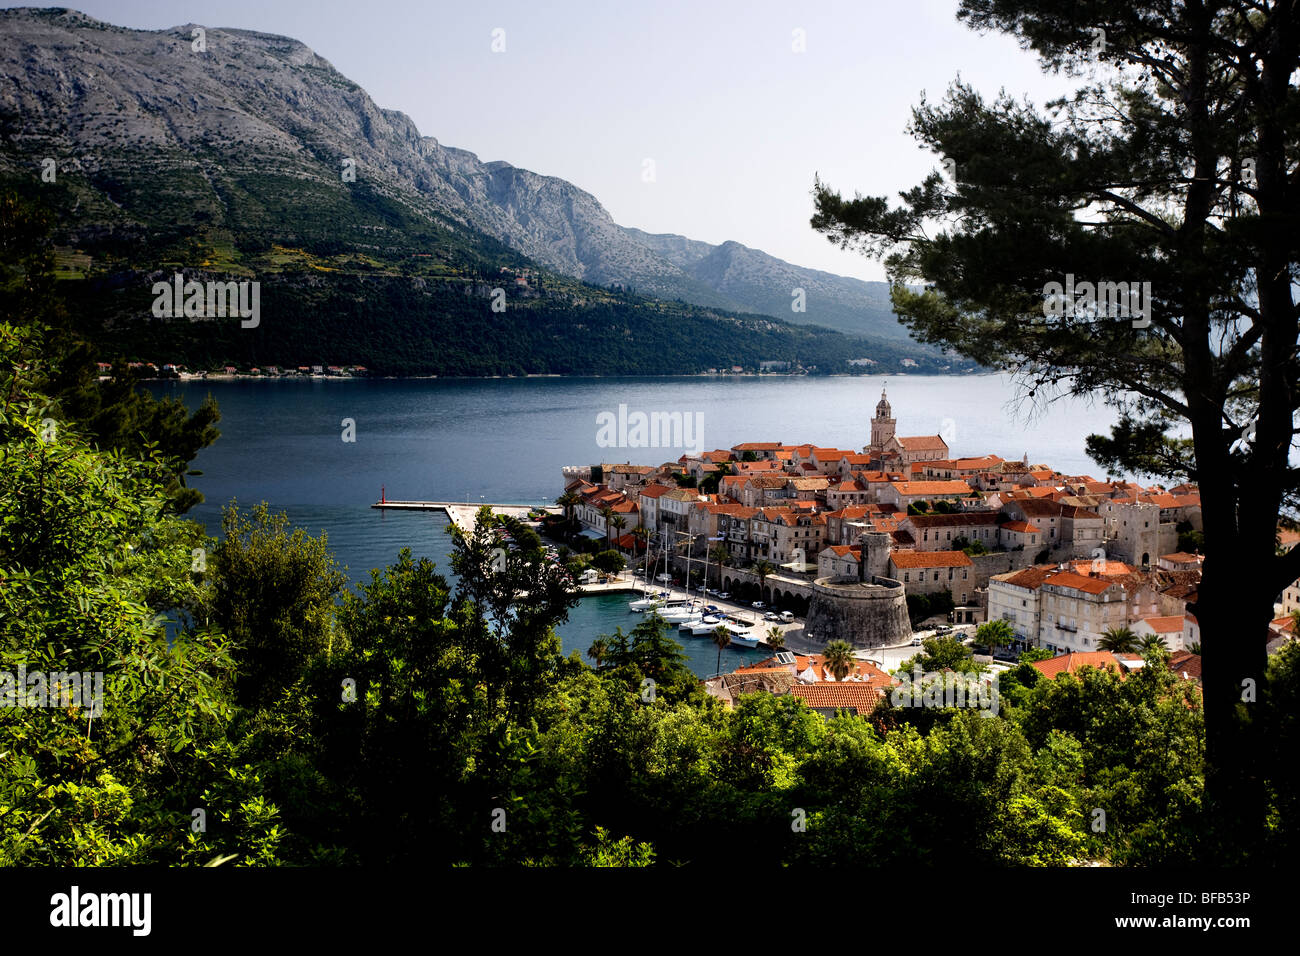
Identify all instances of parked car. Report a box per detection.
[779,611,794,623]
[752,601,766,610]
[764,611,780,621]
[716,591,731,600]
[911,637,923,646]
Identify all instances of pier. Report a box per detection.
[371,500,559,533]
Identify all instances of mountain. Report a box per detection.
[0,8,946,375]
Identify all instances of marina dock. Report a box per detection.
[371,500,559,533]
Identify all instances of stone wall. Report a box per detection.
[800,575,912,650]
[967,543,1077,589]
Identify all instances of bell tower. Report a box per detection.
[869,386,896,453]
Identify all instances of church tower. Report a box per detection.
[869,386,896,453]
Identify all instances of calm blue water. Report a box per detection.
[149,374,1120,674]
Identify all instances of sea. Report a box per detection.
[148,374,1121,676]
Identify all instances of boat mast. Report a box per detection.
[641,523,653,594]
[677,530,693,603]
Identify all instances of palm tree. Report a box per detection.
[975,618,1015,655]
[753,559,776,603]
[1141,634,1169,654]
[1098,626,1139,653]
[609,514,627,549]
[556,490,579,530]
[766,626,786,651]
[823,639,855,680]
[599,506,615,545]
[711,625,732,677]
[1189,641,1202,655]
[587,637,610,670]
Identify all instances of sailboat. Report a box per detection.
[629,532,671,611]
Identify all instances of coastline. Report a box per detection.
[136,370,983,383]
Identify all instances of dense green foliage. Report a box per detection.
[56,269,939,377]
[905,590,955,626]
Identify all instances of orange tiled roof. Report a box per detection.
[1169,651,1203,681]
[994,564,1060,589]
[896,435,949,450]
[890,480,974,496]
[1031,651,1138,680]
[791,683,886,713]
[1068,559,1131,577]
[1041,571,1116,595]
[1140,615,1185,633]
[1001,520,1041,533]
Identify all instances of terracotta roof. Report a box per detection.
[733,442,783,451]
[1140,615,1185,633]
[791,683,886,713]
[993,564,1060,589]
[1031,651,1138,680]
[609,464,656,474]
[1068,559,1132,577]
[896,435,949,450]
[1041,571,1117,595]
[830,504,885,519]
[1001,520,1042,533]
[1168,651,1203,682]
[890,480,974,496]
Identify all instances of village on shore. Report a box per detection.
[552,388,1300,715]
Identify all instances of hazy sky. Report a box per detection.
[30,0,1076,282]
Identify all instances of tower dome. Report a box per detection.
[869,385,896,453]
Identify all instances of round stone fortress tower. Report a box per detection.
[799,531,911,650]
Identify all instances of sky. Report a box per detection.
[25,0,1077,282]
